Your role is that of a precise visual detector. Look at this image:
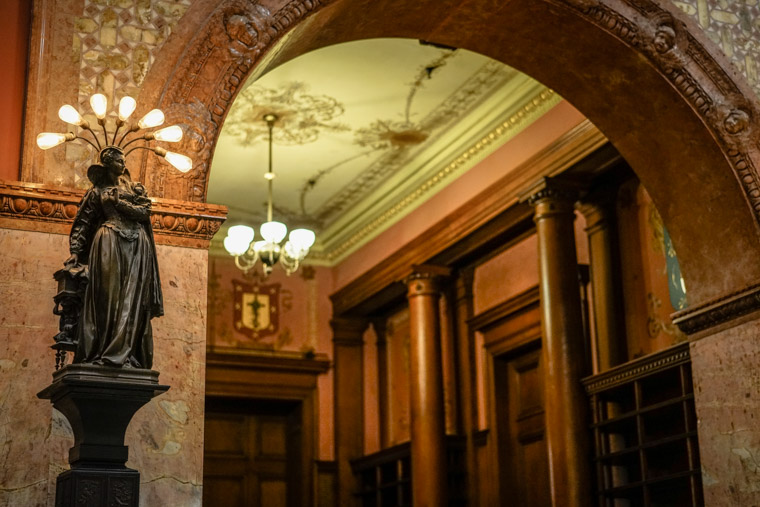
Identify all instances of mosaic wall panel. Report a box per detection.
[68,0,193,185]
[672,0,760,98]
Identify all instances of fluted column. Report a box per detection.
[332,317,369,507]
[524,177,592,507]
[579,198,626,372]
[405,265,450,507]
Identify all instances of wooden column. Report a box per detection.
[579,199,626,372]
[405,265,450,507]
[372,318,390,448]
[453,268,479,505]
[524,177,592,507]
[332,317,369,507]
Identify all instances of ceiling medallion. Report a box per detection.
[223,113,316,276]
[225,82,348,146]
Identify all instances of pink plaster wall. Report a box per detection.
[206,254,337,461]
[332,100,586,291]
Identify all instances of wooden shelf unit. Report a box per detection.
[350,437,467,507]
[583,342,703,506]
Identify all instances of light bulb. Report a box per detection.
[252,241,267,252]
[152,125,183,142]
[228,225,254,245]
[118,96,137,121]
[283,241,303,260]
[36,132,73,150]
[58,105,85,126]
[163,151,192,172]
[289,228,315,250]
[90,93,107,119]
[260,221,287,243]
[138,109,165,128]
[224,235,250,256]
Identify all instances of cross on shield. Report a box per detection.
[233,279,280,341]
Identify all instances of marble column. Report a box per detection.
[524,177,592,507]
[579,198,626,372]
[331,317,369,507]
[404,265,450,507]
[453,268,479,505]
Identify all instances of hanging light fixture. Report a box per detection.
[37,93,192,172]
[223,113,316,276]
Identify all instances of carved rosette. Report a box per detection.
[0,182,227,248]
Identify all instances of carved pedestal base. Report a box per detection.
[38,364,170,507]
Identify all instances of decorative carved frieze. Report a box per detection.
[0,182,227,248]
[672,282,760,335]
[551,0,760,227]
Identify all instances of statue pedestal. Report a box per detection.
[38,364,170,507]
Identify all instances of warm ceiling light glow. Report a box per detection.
[264,172,275,180]
[152,125,183,142]
[118,96,137,121]
[224,235,250,256]
[289,228,316,251]
[58,105,85,126]
[138,109,165,129]
[163,151,192,172]
[260,221,287,243]
[90,93,108,119]
[228,225,255,245]
[36,132,74,150]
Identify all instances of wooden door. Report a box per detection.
[203,398,301,507]
[493,343,550,506]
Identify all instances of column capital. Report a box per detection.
[404,264,451,296]
[577,188,617,235]
[519,175,586,208]
[330,317,369,346]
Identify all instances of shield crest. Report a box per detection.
[233,279,280,340]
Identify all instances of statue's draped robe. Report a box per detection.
[70,175,163,368]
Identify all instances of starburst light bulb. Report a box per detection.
[152,125,183,142]
[36,132,74,150]
[118,96,137,121]
[58,105,85,126]
[90,93,107,119]
[138,109,165,129]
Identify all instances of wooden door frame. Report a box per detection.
[205,350,331,507]
[469,285,542,504]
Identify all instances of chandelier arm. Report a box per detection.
[112,121,123,146]
[124,145,155,157]
[80,125,102,151]
[117,126,139,148]
[122,135,149,149]
[75,135,100,151]
[99,120,109,149]
[266,115,274,223]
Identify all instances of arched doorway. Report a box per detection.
[138,0,760,308]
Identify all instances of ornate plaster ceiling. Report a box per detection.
[207,38,559,263]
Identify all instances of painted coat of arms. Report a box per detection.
[233,279,280,340]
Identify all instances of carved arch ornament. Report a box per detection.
[139,0,759,219]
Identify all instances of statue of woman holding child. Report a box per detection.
[64,146,163,369]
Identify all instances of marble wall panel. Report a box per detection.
[691,319,760,505]
[0,228,67,507]
[128,244,208,506]
[0,228,208,506]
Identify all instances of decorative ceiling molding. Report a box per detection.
[312,87,561,264]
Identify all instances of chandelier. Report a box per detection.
[36,93,192,172]
[222,113,315,276]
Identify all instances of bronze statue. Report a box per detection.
[63,146,163,369]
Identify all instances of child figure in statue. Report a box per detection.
[64,146,163,369]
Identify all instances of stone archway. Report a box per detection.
[138,0,760,307]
